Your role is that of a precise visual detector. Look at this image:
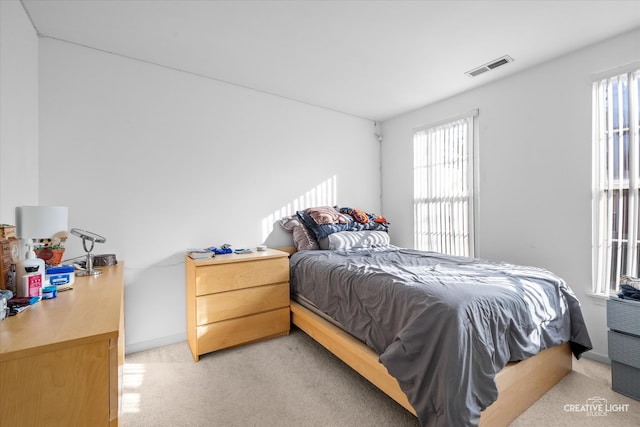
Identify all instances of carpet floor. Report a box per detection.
[121,328,640,426]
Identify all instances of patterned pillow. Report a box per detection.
[279,215,319,250]
[318,230,390,250]
[297,210,351,241]
[305,206,351,224]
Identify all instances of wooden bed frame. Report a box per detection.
[280,247,573,426]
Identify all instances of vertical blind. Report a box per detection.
[593,67,640,294]
[413,111,477,257]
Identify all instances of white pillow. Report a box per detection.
[319,230,390,250]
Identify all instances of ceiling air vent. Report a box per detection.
[465,55,514,77]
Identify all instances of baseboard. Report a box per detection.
[581,351,610,365]
[125,332,186,355]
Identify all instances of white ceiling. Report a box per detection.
[21,0,640,121]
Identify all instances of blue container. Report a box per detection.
[45,265,75,286]
[42,285,57,299]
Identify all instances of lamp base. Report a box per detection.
[75,268,102,277]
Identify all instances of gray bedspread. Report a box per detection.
[289,247,592,427]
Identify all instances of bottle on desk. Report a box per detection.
[15,248,45,298]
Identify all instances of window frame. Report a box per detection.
[592,63,640,296]
[413,109,478,257]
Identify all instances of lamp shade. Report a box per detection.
[16,206,68,240]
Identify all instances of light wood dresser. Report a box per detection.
[186,248,290,361]
[0,262,124,426]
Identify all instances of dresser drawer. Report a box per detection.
[608,330,640,369]
[612,361,640,401]
[196,282,289,325]
[197,307,290,354]
[196,257,289,296]
[607,297,640,335]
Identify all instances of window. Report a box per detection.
[592,65,640,295]
[413,110,477,257]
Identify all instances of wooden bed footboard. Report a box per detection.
[290,300,572,427]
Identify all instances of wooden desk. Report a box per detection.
[0,263,124,426]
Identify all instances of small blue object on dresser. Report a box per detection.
[607,296,640,401]
[207,244,232,255]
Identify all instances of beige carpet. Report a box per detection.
[121,328,640,426]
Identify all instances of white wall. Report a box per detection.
[8,1,635,359]
[38,38,381,353]
[0,0,39,223]
[381,28,640,362]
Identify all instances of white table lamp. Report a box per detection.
[16,206,69,258]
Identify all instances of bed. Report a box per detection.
[278,206,593,427]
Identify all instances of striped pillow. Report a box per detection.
[319,230,390,250]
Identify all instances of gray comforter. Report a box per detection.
[289,247,592,427]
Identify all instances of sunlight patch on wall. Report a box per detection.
[122,362,146,414]
[261,175,337,240]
